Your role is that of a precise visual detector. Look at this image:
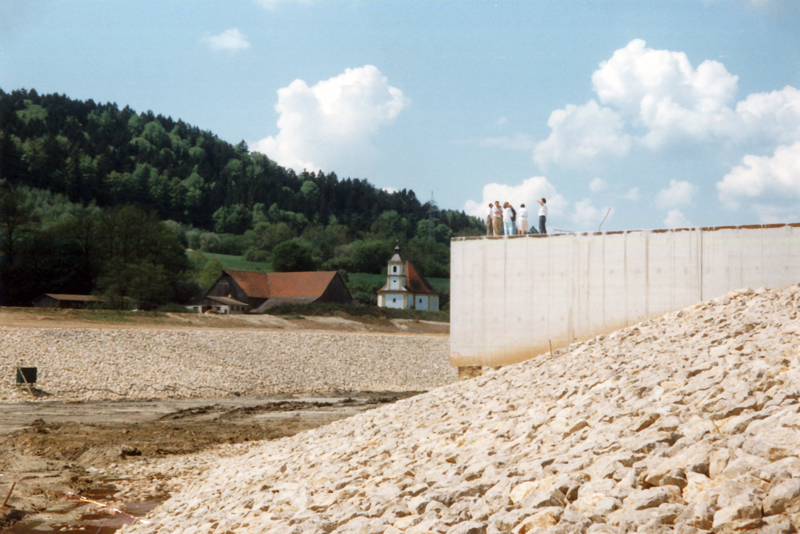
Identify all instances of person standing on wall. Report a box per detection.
[502,202,514,237]
[536,198,547,234]
[510,204,517,235]
[492,201,503,236]
[486,203,494,237]
[517,203,528,235]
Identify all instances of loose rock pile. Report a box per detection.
[124,285,800,533]
[0,329,453,403]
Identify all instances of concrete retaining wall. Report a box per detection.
[450,223,800,367]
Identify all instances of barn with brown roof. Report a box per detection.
[377,246,440,311]
[199,270,353,313]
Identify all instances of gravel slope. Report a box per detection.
[123,285,800,534]
[0,329,453,403]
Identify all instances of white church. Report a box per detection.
[377,246,440,311]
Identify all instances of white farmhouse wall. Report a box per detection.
[450,223,800,367]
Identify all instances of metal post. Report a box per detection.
[2,482,16,508]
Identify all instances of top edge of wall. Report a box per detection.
[451,222,800,242]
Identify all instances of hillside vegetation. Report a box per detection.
[0,88,482,308]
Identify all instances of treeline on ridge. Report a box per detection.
[0,88,483,308]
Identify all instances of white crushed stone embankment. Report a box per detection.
[123,285,800,534]
[0,329,454,403]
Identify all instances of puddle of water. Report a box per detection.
[4,500,161,534]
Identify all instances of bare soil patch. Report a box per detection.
[0,307,443,532]
[0,307,449,335]
[0,392,419,533]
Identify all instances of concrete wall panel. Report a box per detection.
[451,223,800,367]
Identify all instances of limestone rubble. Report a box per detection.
[123,285,800,533]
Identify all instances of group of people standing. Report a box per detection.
[486,198,547,237]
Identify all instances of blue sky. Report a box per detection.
[2,0,800,232]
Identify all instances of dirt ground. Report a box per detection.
[0,307,445,533]
[0,307,449,336]
[0,391,420,533]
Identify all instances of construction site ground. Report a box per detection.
[0,307,443,533]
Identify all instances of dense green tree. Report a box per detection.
[212,204,252,234]
[191,256,225,291]
[0,181,36,265]
[403,236,450,278]
[348,239,394,274]
[252,221,293,253]
[93,205,189,309]
[0,88,488,299]
[271,240,315,272]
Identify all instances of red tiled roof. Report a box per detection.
[225,270,271,299]
[405,261,438,295]
[266,271,338,298]
[225,270,339,299]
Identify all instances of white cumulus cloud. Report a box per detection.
[656,179,697,209]
[531,39,800,176]
[252,65,408,173]
[735,86,800,148]
[463,176,566,220]
[206,28,251,51]
[663,209,691,228]
[716,141,800,212]
[624,187,640,201]
[572,199,613,231]
[533,100,632,168]
[593,39,740,149]
[589,177,607,193]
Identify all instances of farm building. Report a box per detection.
[196,270,354,313]
[184,295,250,315]
[32,294,106,309]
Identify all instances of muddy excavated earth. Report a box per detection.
[0,308,445,533]
[0,391,420,533]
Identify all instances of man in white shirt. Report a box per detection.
[536,198,548,234]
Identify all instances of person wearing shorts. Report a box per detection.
[517,203,529,234]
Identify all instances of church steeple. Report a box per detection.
[387,244,406,290]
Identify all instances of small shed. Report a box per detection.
[32,294,107,309]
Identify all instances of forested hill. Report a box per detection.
[0,88,477,234]
[0,88,482,308]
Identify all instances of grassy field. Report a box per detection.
[205,254,450,292]
[203,253,270,272]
